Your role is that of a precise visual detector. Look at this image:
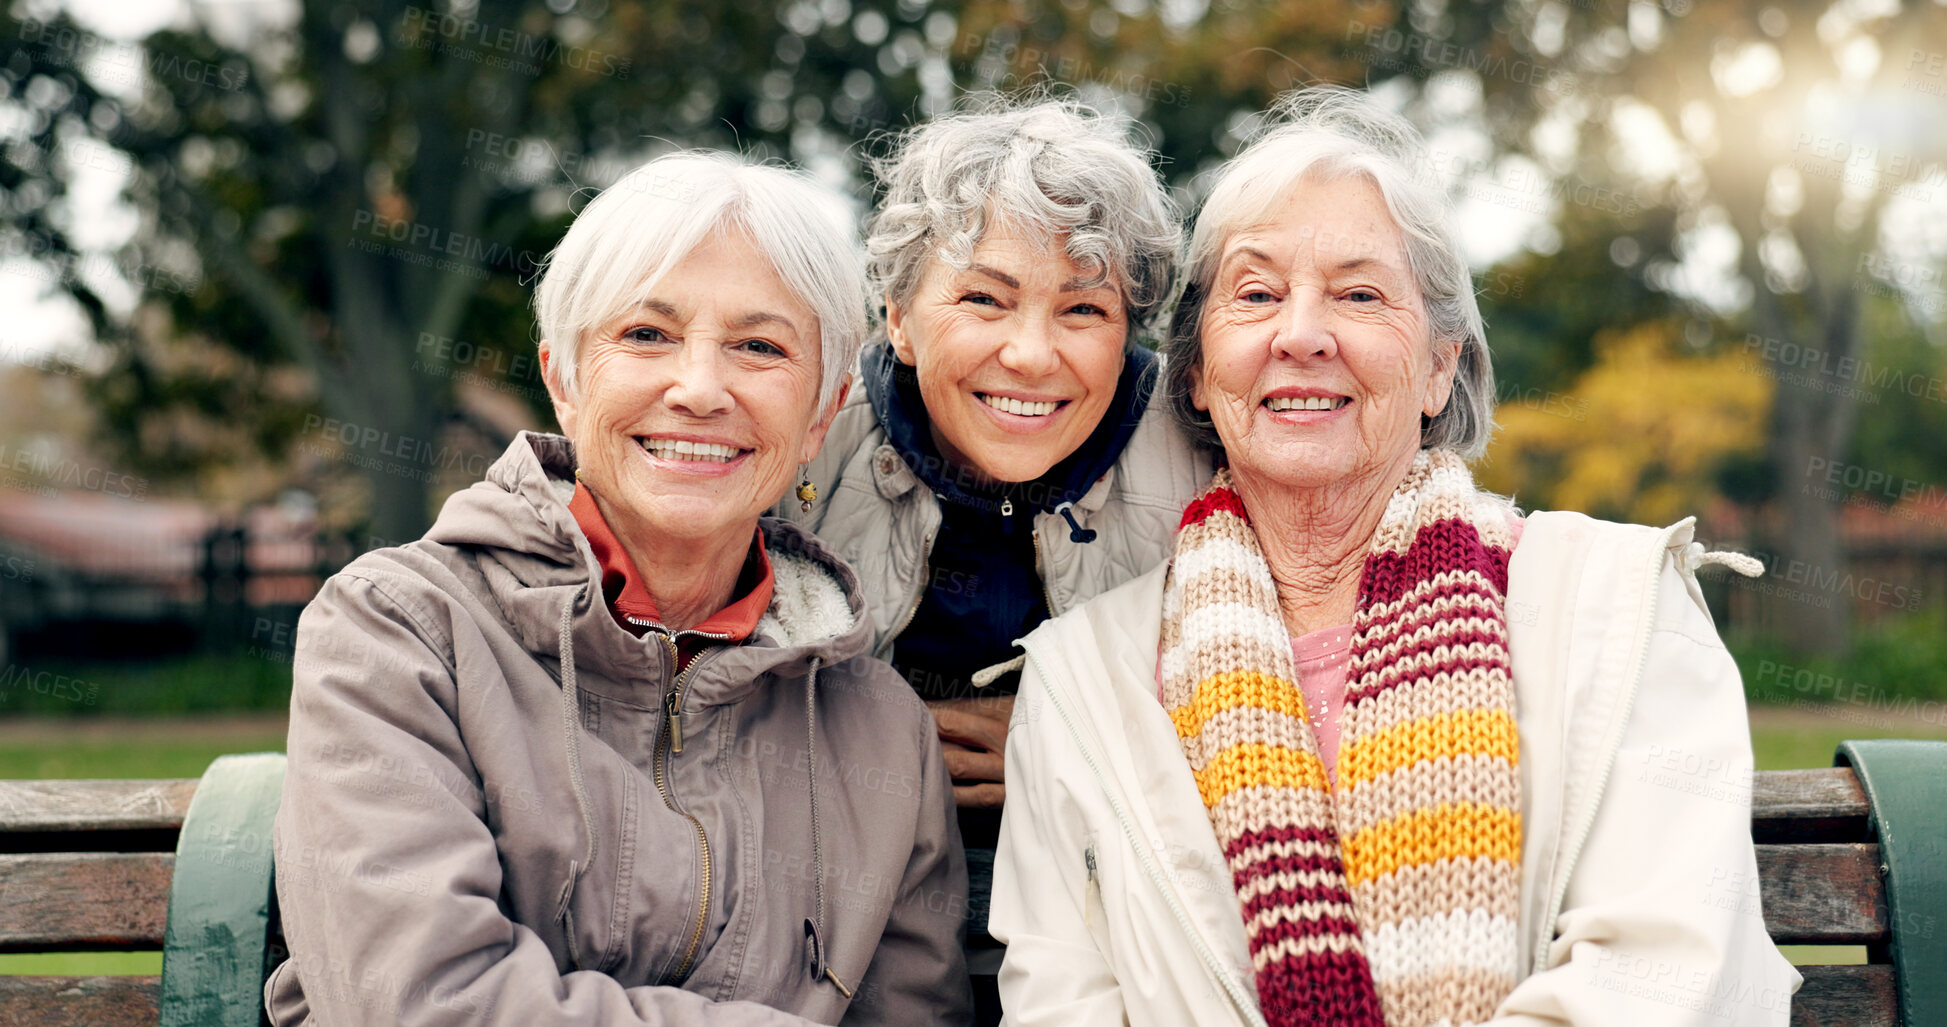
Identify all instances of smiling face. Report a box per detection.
[1192,173,1459,497]
[542,230,840,551]
[885,221,1129,485]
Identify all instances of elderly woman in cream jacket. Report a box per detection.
[990,87,1800,1027]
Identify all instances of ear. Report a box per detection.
[538,340,580,436]
[1189,358,1210,413]
[885,295,917,366]
[801,375,852,465]
[1423,337,1463,418]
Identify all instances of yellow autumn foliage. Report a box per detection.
[1477,322,1773,525]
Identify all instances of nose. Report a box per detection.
[996,316,1063,379]
[664,341,734,417]
[1268,289,1337,363]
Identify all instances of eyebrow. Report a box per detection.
[966,264,1020,290]
[631,300,798,335]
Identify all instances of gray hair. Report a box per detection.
[864,97,1179,337]
[534,151,867,410]
[1163,87,1496,459]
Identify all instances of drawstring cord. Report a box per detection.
[1054,502,1097,543]
[552,587,597,970]
[800,656,855,998]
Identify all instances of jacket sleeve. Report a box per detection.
[989,661,1128,1026]
[1489,554,1801,1026]
[273,571,818,1027]
[840,695,974,1026]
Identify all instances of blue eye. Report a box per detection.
[1346,289,1380,303]
[961,293,998,306]
[1243,290,1276,304]
[1067,303,1106,317]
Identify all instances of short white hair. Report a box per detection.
[864,97,1179,337]
[533,151,867,409]
[1164,87,1496,459]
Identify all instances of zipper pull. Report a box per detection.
[666,689,684,755]
[999,497,1013,517]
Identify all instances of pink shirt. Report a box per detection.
[1292,625,1354,787]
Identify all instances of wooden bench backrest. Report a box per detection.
[0,769,1901,1027]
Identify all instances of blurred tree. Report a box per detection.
[1479,320,1772,526]
[3,0,1419,543]
[1483,0,1947,652]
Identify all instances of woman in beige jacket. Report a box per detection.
[991,87,1799,1026]
[269,153,971,1026]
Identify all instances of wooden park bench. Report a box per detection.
[0,742,1941,1026]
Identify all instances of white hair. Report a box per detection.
[1163,87,1496,459]
[533,151,867,410]
[864,96,1179,337]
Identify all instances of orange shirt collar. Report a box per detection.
[568,482,773,641]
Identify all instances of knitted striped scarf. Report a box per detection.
[1160,449,1522,1027]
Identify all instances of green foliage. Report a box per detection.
[1732,606,1947,708]
[0,652,291,717]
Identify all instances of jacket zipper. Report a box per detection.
[1533,523,1679,974]
[886,528,937,645]
[635,625,729,983]
[1030,526,1058,616]
[1023,646,1268,1027]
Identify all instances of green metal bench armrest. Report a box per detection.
[1835,739,1947,1027]
[159,752,286,1027]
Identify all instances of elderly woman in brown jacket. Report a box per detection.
[268,153,971,1025]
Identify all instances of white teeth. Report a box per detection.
[979,394,1060,417]
[1266,396,1347,412]
[640,438,741,462]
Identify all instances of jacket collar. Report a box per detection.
[860,339,1156,514]
[422,431,872,707]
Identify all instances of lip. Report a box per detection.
[631,433,753,476]
[1259,386,1353,424]
[971,391,1071,434]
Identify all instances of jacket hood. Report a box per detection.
[860,338,1157,514]
[421,431,875,702]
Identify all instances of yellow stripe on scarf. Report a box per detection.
[1337,708,1519,790]
[1192,742,1331,807]
[1341,803,1522,886]
[1169,670,1308,739]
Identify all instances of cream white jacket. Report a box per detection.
[991,511,1802,1026]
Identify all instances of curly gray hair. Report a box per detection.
[864,97,1179,338]
[1163,86,1496,459]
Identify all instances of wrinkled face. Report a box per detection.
[543,231,840,548]
[1192,174,1458,495]
[886,221,1128,485]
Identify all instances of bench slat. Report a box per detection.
[0,975,159,1027]
[0,854,172,952]
[1758,844,1888,945]
[0,781,196,834]
[1751,768,1871,843]
[1791,964,1896,1027]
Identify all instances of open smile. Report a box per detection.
[1264,395,1349,412]
[976,392,1069,418]
[635,436,752,464]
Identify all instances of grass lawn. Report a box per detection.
[2,703,1941,977]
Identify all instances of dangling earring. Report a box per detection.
[796,467,818,512]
